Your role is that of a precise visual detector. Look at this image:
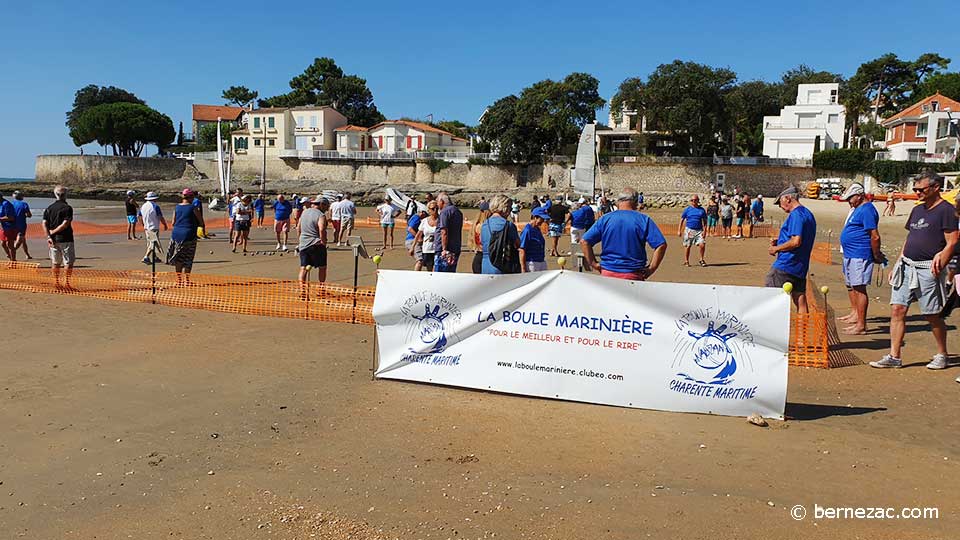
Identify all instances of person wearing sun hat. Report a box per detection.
[837,183,882,335]
[138,192,168,265]
[765,185,817,313]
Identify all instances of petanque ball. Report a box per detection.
[782,282,793,294]
[209,250,214,255]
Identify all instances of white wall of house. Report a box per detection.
[762,83,846,159]
[289,107,348,151]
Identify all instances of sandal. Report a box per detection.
[683,261,691,267]
[699,260,707,267]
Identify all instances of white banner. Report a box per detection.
[373,271,790,419]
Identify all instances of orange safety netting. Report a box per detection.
[0,263,852,367]
[0,262,374,324]
[787,277,859,368]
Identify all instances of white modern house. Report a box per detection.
[878,93,960,162]
[762,83,846,159]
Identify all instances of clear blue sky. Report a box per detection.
[1,0,957,178]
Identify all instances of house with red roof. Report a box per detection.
[336,120,469,154]
[879,93,960,162]
[191,104,246,139]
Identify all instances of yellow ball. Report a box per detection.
[820,285,829,295]
[782,282,793,294]
[372,255,383,265]
[305,265,312,271]
[557,257,567,268]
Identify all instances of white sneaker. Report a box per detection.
[955,375,960,384]
[276,243,281,250]
[869,355,902,369]
[926,354,948,370]
[282,245,288,252]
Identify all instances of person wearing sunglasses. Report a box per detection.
[871,171,958,372]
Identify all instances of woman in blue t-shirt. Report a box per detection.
[480,195,520,275]
[167,189,205,282]
[520,207,548,272]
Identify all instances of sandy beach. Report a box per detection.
[2,198,957,539]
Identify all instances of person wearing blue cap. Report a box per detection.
[521,207,549,272]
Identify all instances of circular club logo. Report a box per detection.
[401,291,462,356]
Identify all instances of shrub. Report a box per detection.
[422,158,452,174]
[812,148,874,172]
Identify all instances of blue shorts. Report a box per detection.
[548,223,564,237]
[127,215,137,224]
[841,257,874,287]
[434,251,460,273]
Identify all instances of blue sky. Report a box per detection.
[1,0,957,178]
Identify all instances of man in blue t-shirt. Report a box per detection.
[273,194,294,251]
[11,191,32,259]
[678,195,708,267]
[405,209,424,268]
[0,192,17,260]
[567,198,595,246]
[254,194,266,227]
[750,195,764,225]
[765,186,817,313]
[838,183,882,334]
[580,187,667,281]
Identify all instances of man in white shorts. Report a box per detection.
[678,195,707,267]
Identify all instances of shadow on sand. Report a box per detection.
[786,402,886,421]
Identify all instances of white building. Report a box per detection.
[290,106,348,152]
[335,120,469,154]
[762,83,846,159]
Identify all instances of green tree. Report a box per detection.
[477,73,604,163]
[66,85,145,146]
[910,53,951,95]
[914,72,960,102]
[609,77,646,126]
[197,122,235,147]
[643,60,737,156]
[222,85,258,107]
[71,102,174,156]
[435,120,473,140]
[725,80,781,155]
[259,57,385,126]
[848,53,918,120]
[177,121,184,146]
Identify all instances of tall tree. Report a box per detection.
[477,73,604,163]
[259,57,384,126]
[66,85,144,146]
[609,77,646,126]
[913,72,960,102]
[910,53,951,94]
[221,85,258,107]
[848,54,915,120]
[70,102,174,157]
[725,81,781,155]
[642,60,737,156]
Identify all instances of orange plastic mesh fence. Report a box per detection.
[0,264,374,324]
[69,218,232,237]
[0,264,852,367]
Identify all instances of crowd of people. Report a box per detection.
[8,175,960,382]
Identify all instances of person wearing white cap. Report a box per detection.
[567,197,595,247]
[764,185,817,313]
[837,183,881,334]
[139,192,168,265]
[124,190,139,240]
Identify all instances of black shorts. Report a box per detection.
[421,252,436,270]
[721,217,733,228]
[299,244,327,268]
[234,221,251,232]
[764,268,807,293]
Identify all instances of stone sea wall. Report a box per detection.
[33,154,859,205]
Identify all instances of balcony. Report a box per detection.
[875,151,954,163]
[765,122,827,130]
